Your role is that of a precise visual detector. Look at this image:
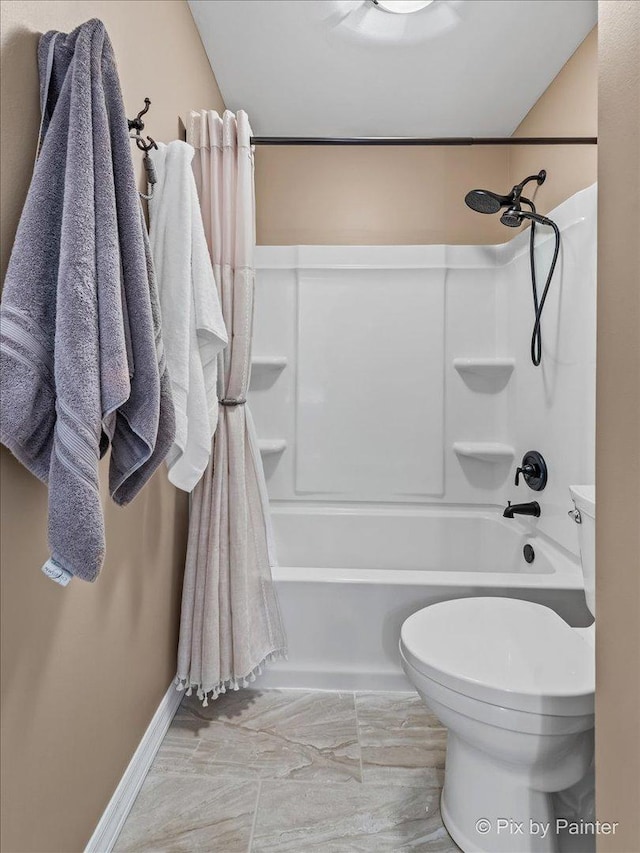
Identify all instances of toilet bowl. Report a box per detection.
[400,485,596,853]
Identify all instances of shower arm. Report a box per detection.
[514,172,547,193]
[510,171,547,207]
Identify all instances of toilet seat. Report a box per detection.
[400,597,594,717]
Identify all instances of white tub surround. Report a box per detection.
[250,185,596,692]
[252,185,596,551]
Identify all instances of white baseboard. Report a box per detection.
[84,681,183,853]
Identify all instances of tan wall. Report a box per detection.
[255,145,510,245]
[510,27,598,216]
[255,29,597,247]
[0,3,224,851]
[595,3,640,850]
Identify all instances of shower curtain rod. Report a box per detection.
[249,136,598,146]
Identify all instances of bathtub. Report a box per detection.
[260,506,592,691]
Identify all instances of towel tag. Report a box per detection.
[41,559,72,587]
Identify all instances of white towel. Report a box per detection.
[149,141,228,492]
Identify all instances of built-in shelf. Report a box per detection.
[453,358,515,377]
[258,439,287,456]
[251,356,288,372]
[453,442,515,463]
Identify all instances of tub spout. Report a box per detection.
[503,501,541,518]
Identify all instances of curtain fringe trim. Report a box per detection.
[174,648,288,707]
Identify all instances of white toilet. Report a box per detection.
[400,486,596,853]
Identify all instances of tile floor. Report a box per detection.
[114,689,460,852]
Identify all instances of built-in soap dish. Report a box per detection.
[453,358,515,378]
[258,439,287,456]
[453,442,515,463]
[250,357,288,391]
[251,356,288,372]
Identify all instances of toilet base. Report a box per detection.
[440,733,559,853]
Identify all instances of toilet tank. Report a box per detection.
[570,485,596,618]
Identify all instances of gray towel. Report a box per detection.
[0,19,175,583]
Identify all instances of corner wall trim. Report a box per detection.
[84,681,182,853]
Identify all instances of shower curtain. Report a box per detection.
[176,110,286,704]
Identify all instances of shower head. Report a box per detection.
[464,189,513,215]
[500,207,555,228]
[465,171,547,219]
[464,169,559,369]
[500,207,525,228]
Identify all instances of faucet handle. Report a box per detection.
[514,451,548,491]
[515,465,534,486]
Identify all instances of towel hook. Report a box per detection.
[127,97,158,153]
[133,134,158,154]
[127,97,151,134]
[127,97,158,200]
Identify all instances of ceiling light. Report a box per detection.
[371,0,435,13]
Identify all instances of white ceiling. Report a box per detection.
[189,0,597,137]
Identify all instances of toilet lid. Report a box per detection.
[400,598,594,716]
